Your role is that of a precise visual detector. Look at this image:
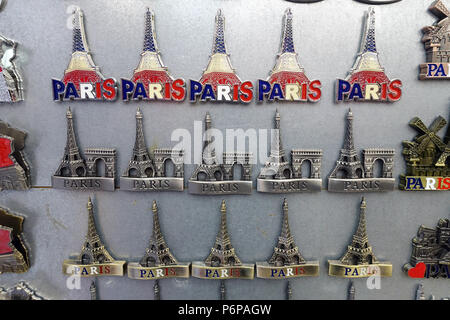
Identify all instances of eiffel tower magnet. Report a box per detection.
[328,109,395,192]
[189,113,253,195]
[128,201,190,279]
[256,199,319,279]
[62,197,126,276]
[257,110,322,193]
[328,198,392,278]
[192,200,254,279]
[52,108,117,191]
[120,108,184,192]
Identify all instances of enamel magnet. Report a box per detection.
[328,109,395,192]
[62,197,126,276]
[399,114,450,191]
[0,206,29,273]
[328,197,392,278]
[189,113,253,195]
[192,200,254,279]
[128,201,190,279]
[257,110,322,193]
[52,8,117,101]
[52,108,117,191]
[256,199,319,279]
[120,108,184,192]
[0,282,44,300]
[419,1,450,79]
[257,9,321,103]
[403,215,450,279]
[0,34,23,102]
[336,8,402,102]
[0,120,31,190]
[121,8,185,101]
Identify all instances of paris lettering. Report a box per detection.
[270,180,309,191]
[270,267,305,278]
[336,79,402,102]
[189,80,253,103]
[139,267,177,279]
[421,263,450,279]
[404,177,450,191]
[425,63,449,78]
[121,78,186,101]
[63,179,102,189]
[343,180,380,191]
[201,182,240,193]
[69,265,111,276]
[52,79,118,101]
[257,80,321,102]
[204,268,240,278]
[344,265,380,277]
[132,179,171,190]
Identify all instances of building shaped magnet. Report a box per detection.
[257,110,322,193]
[403,214,450,279]
[336,8,402,102]
[189,113,252,195]
[62,197,126,277]
[0,282,44,300]
[419,0,450,79]
[192,200,254,279]
[120,108,184,192]
[0,34,23,102]
[0,206,29,273]
[52,8,117,101]
[0,120,31,191]
[52,108,116,191]
[128,201,190,280]
[399,114,450,191]
[256,199,319,279]
[258,9,321,103]
[328,109,395,192]
[328,197,392,278]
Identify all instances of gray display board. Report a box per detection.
[0,0,448,300]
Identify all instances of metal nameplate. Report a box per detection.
[127,262,190,279]
[328,178,395,192]
[256,261,319,279]
[328,260,392,278]
[63,260,126,277]
[120,177,184,192]
[188,180,252,195]
[52,176,115,191]
[191,262,254,279]
[257,178,321,193]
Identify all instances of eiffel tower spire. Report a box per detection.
[140,201,177,267]
[72,7,89,53]
[347,281,355,300]
[344,108,355,151]
[143,8,157,53]
[90,280,97,300]
[133,107,149,158]
[154,280,160,300]
[281,9,295,54]
[202,112,217,165]
[416,283,425,300]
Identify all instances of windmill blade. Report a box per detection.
[409,117,429,135]
[416,136,431,154]
[429,116,447,134]
[430,135,448,152]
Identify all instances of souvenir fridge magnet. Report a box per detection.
[0,282,45,300]
[62,197,126,276]
[0,120,31,190]
[419,1,450,80]
[52,108,116,191]
[52,8,117,101]
[192,200,254,279]
[258,110,322,193]
[0,34,23,102]
[257,9,321,103]
[403,214,450,278]
[128,200,190,279]
[328,197,392,278]
[121,8,185,101]
[120,108,184,191]
[0,206,29,273]
[399,114,449,191]
[256,198,319,279]
[189,112,253,195]
[336,8,402,102]
[328,109,395,192]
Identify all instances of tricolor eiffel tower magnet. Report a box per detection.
[128,201,190,279]
[336,8,402,102]
[257,110,322,193]
[120,108,184,192]
[62,197,126,276]
[52,7,117,101]
[328,197,392,278]
[192,200,254,279]
[0,34,23,102]
[328,109,395,192]
[256,199,319,279]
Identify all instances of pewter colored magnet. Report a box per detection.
[419,1,450,79]
[256,199,319,279]
[0,34,23,102]
[52,108,116,191]
[328,197,392,278]
[128,201,190,280]
[328,109,395,192]
[0,282,44,300]
[189,113,253,195]
[257,110,322,193]
[62,197,126,277]
[192,200,254,279]
[120,108,184,192]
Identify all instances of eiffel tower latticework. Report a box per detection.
[435,115,450,167]
[340,197,378,265]
[330,109,364,179]
[78,197,114,265]
[56,107,87,177]
[140,201,177,267]
[205,200,242,267]
[269,198,305,266]
[124,108,155,178]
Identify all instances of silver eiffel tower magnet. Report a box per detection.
[0,34,23,102]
